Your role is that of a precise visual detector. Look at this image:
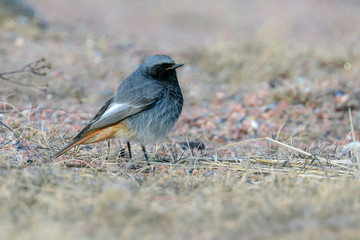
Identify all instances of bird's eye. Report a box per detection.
[156,65,162,71]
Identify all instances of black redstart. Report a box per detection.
[54,55,184,162]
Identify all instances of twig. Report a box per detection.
[348,107,359,164]
[276,121,287,140]
[0,119,32,163]
[0,120,20,141]
[217,137,331,170]
[0,59,51,164]
[0,58,51,89]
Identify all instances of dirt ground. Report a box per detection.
[1,0,360,239]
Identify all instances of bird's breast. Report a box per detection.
[126,90,183,144]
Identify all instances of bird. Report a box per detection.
[54,54,184,164]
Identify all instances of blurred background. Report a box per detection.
[1,0,360,124]
[1,0,360,142]
[2,0,360,49]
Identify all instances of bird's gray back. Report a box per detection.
[115,70,163,103]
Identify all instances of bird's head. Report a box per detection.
[139,55,183,81]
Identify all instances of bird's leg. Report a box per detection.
[107,140,111,154]
[141,145,151,166]
[127,141,132,159]
[117,143,125,158]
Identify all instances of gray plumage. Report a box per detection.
[54,54,183,159]
[121,55,184,144]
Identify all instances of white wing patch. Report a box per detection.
[100,103,129,120]
[87,98,156,131]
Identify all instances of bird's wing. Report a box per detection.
[72,89,163,141]
[88,96,160,130]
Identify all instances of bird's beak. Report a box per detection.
[166,63,184,70]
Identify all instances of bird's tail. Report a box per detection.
[53,129,101,158]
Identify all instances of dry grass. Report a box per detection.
[1,112,360,239]
[1,163,360,240]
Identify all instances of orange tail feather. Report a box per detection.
[53,130,101,158]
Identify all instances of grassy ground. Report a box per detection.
[1,1,360,239]
[1,167,360,240]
